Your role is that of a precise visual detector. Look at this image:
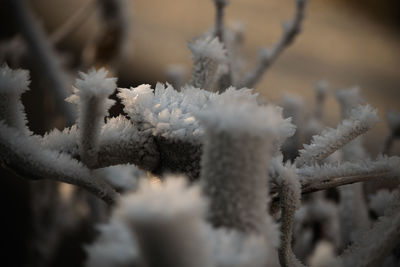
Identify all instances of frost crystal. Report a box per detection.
[118,83,259,140]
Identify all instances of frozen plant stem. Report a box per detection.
[239,0,308,88]
[0,122,118,205]
[278,166,305,267]
[66,69,117,168]
[0,65,30,133]
[199,101,285,233]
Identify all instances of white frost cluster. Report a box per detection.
[189,36,228,90]
[0,64,30,132]
[296,104,379,167]
[67,68,117,104]
[118,83,260,140]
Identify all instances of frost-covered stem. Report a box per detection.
[0,123,118,205]
[295,105,379,167]
[0,65,30,133]
[301,171,390,194]
[9,0,75,125]
[119,177,212,267]
[239,0,307,88]
[50,0,97,44]
[278,167,305,267]
[337,194,400,267]
[67,69,117,168]
[199,103,285,233]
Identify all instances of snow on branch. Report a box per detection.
[0,64,30,133]
[295,104,379,167]
[188,36,228,91]
[40,115,159,171]
[0,122,118,205]
[66,68,117,168]
[238,0,308,88]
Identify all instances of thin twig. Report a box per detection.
[301,171,391,194]
[238,0,307,88]
[50,0,97,45]
[9,0,76,125]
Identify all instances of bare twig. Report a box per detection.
[9,0,75,125]
[238,0,307,88]
[50,0,97,45]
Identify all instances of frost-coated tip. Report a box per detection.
[188,36,227,62]
[74,68,117,97]
[197,98,295,138]
[0,64,30,94]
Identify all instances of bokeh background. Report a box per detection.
[25,0,400,154]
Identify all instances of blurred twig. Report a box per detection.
[9,0,75,126]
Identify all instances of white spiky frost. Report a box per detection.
[296,104,379,167]
[0,64,30,132]
[118,83,260,140]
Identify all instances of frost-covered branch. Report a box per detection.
[295,105,379,167]
[66,69,117,168]
[298,155,400,194]
[239,0,308,88]
[0,122,118,205]
[0,65,30,133]
[41,115,159,171]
